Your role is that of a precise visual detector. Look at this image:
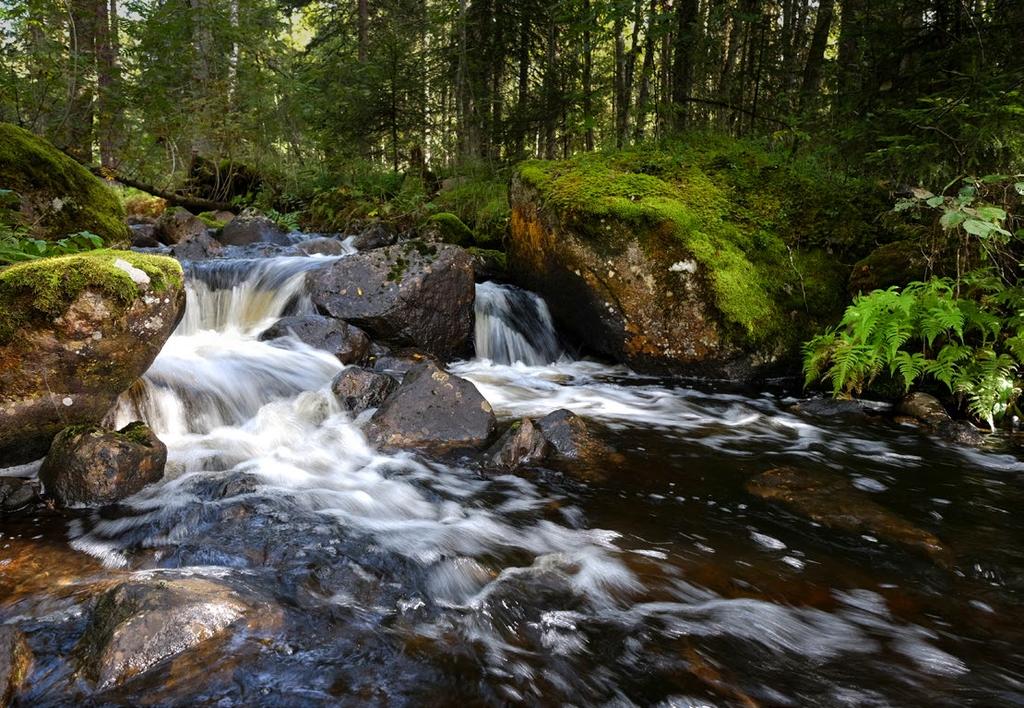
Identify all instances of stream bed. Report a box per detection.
[2,250,1024,706]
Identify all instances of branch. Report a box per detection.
[88,165,238,214]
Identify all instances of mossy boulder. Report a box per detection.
[39,421,166,507]
[0,251,184,464]
[509,139,888,378]
[422,212,474,246]
[0,123,130,246]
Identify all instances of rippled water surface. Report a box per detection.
[3,252,1024,706]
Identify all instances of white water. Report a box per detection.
[474,281,565,366]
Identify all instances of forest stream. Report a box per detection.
[2,239,1023,706]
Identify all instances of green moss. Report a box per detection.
[424,212,474,246]
[196,210,227,229]
[0,123,130,246]
[118,421,155,445]
[467,247,507,271]
[430,178,510,246]
[0,250,182,342]
[516,137,886,348]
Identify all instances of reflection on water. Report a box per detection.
[2,264,1023,705]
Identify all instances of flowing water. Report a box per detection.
[3,249,1024,706]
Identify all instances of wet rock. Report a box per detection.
[350,222,397,250]
[219,210,290,246]
[0,626,31,706]
[308,242,475,360]
[170,230,223,261]
[896,392,951,425]
[330,367,398,414]
[258,315,370,365]
[366,361,496,453]
[153,207,207,245]
[791,397,876,419]
[487,418,551,471]
[746,467,952,566]
[536,409,614,464]
[0,123,130,246]
[296,236,346,256]
[129,223,160,248]
[0,477,38,512]
[936,420,986,446]
[211,210,236,225]
[39,422,166,507]
[76,577,264,689]
[126,214,157,226]
[0,252,185,465]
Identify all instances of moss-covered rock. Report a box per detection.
[508,139,888,377]
[848,240,932,295]
[431,177,510,247]
[422,212,474,246]
[0,251,184,463]
[0,123,130,245]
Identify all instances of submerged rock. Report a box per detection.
[219,210,289,246]
[366,361,496,453]
[0,477,38,512]
[39,422,166,507]
[295,236,347,256]
[258,314,370,365]
[331,367,398,415]
[76,577,267,689]
[746,467,951,566]
[0,122,129,245]
[308,242,475,360]
[0,251,184,465]
[0,626,31,706]
[153,207,207,245]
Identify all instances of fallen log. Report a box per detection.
[84,163,238,214]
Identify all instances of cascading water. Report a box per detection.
[473,281,565,365]
[7,249,1024,705]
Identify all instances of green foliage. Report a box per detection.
[803,278,1022,429]
[430,177,510,247]
[0,231,104,264]
[423,212,473,246]
[806,178,1024,428]
[263,208,301,233]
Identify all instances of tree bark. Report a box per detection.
[633,0,659,142]
[358,0,368,63]
[799,0,835,108]
[66,0,98,162]
[95,0,120,168]
[583,0,594,151]
[670,0,700,130]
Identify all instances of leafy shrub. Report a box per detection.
[0,231,105,264]
[805,175,1024,428]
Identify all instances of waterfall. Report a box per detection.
[110,257,343,437]
[474,281,565,366]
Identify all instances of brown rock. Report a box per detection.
[487,418,551,471]
[746,467,952,566]
[153,207,207,245]
[0,626,31,706]
[259,315,370,365]
[896,392,951,425]
[219,211,289,246]
[0,253,185,464]
[307,242,475,360]
[330,367,398,415]
[366,361,496,453]
[39,422,166,507]
[0,477,38,512]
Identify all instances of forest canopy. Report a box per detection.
[2,0,1022,197]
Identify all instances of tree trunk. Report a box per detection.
[837,0,864,115]
[799,0,835,109]
[358,0,368,63]
[583,0,594,151]
[633,0,659,142]
[543,17,557,159]
[95,0,120,168]
[66,0,97,162]
[670,0,699,130]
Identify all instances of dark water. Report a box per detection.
[2,254,1023,706]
